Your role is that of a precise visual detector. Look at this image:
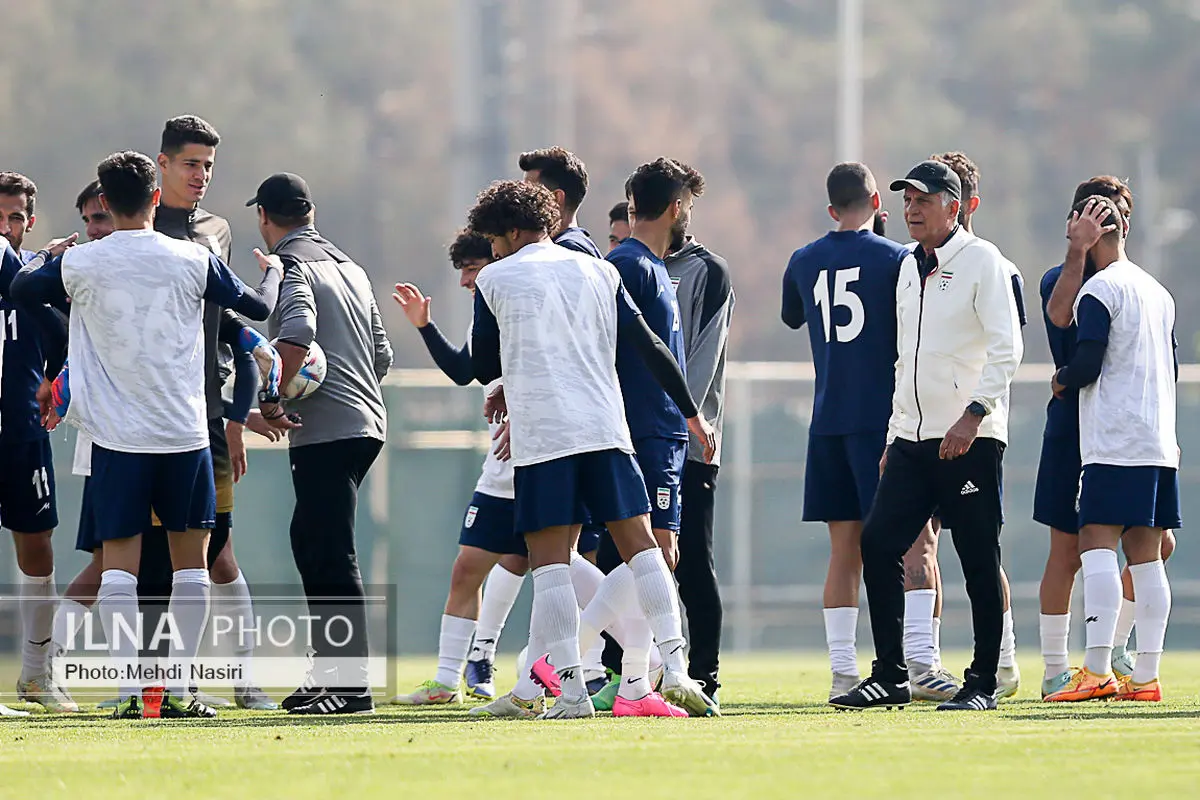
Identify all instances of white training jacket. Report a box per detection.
[887,227,1024,445]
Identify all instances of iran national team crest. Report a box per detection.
[656,488,671,511]
[464,506,479,528]
[938,270,955,291]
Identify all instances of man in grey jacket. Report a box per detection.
[664,217,734,702]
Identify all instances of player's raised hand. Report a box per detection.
[687,415,717,463]
[492,419,512,461]
[392,283,432,329]
[253,248,284,275]
[1066,198,1118,251]
[45,233,79,257]
[484,384,507,423]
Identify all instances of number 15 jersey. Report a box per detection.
[782,229,908,435]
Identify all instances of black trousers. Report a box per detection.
[676,461,722,697]
[861,437,1005,693]
[289,436,382,689]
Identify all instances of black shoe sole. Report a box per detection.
[829,702,909,711]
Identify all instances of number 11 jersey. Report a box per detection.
[781,229,908,435]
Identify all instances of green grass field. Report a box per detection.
[3,652,1199,800]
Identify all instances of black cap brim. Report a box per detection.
[889,178,933,194]
[245,196,260,207]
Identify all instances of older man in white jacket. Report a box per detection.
[830,160,1023,712]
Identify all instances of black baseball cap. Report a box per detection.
[246,173,313,215]
[889,160,961,200]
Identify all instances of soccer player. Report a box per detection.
[387,230,529,704]
[0,171,77,713]
[251,172,393,715]
[782,163,909,699]
[146,115,280,710]
[608,201,631,252]
[1044,195,1177,703]
[831,160,1023,712]
[466,179,716,719]
[664,175,734,703]
[11,150,278,719]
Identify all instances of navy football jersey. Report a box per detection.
[1040,264,1081,440]
[554,226,603,258]
[782,230,908,435]
[607,238,688,441]
[0,246,52,443]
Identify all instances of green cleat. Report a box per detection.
[235,685,280,710]
[160,691,217,719]
[110,695,142,720]
[388,680,464,706]
[590,675,620,712]
[1041,670,1072,699]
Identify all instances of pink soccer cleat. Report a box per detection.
[613,691,689,717]
[529,655,562,698]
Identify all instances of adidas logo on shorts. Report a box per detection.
[960,481,980,496]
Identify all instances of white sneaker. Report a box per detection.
[909,664,961,702]
[540,694,595,719]
[661,670,720,717]
[0,703,29,717]
[995,664,1021,700]
[192,688,234,708]
[17,674,80,713]
[829,672,861,701]
[467,691,545,718]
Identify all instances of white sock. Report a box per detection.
[932,617,943,668]
[628,549,688,674]
[1039,613,1070,679]
[19,571,57,682]
[578,564,636,658]
[167,569,211,697]
[472,565,525,661]
[569,550,606,607]
[823,607,859,677]
[512,626,545,702]
[999,608,1017,669]
[52,598,90,654]
[435,614,475,688]
[1129,561,1170,684]
[97,570,141,699]
[531,564,585,702]
[903,589,936,668]
[1081,549,1120,675]
[617,613,654,701]
[212,570,256,688]
[1114,598,1136,650]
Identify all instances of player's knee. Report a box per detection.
[13,531,54,576]
[1162,530,1176,561]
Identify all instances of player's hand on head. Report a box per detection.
[392,283,432,328]
[45,233,79,257]
[1066,198,1118,251]
[492,419,512,461]
[484,385,507,423]
[245,409,283,442]
[252,248,284,275]
[688,415,717,463]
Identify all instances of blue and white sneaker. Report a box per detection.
[909,664,960,702]
[465,658,496,700]
[1112,646,1136,683]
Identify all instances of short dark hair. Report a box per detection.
[826,162,876,212]
[0,172,37,216]
[624,158,705,221]
[266,209,315,230]
[1070,194,1123,244]
[931,152,980,200]
[97,151,159,217]
[75,179,103,214]
[609,201,629,224]
[467,180,560,238]
[518,147,589,214]
[1073,175,1133,219]
[449,229,493,268]
[160,115,221,156]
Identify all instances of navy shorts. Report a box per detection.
[1033,436,1082,534]
[513,449,650,536]
[76,476,99,553]
[634,437,687,532]
[89,445,216,543]
[0,436,58,533]
[1078,464,1181,530]
[803,431,887,522]
[577,524,603,554]
[458,492,527,556]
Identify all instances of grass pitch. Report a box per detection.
[2,652,1199,800]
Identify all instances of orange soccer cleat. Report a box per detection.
[1042,667,1118,702]
[1115,678,1163,702]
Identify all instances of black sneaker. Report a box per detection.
[281,673,323,711]
[159,690,218,719]
[829,676,911,710]
[936,685,997,711]
[288,689,375,716]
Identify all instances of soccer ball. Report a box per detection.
[255,338,327,400]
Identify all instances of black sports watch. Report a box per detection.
[966,401,989,418]
[258,389,281,404]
